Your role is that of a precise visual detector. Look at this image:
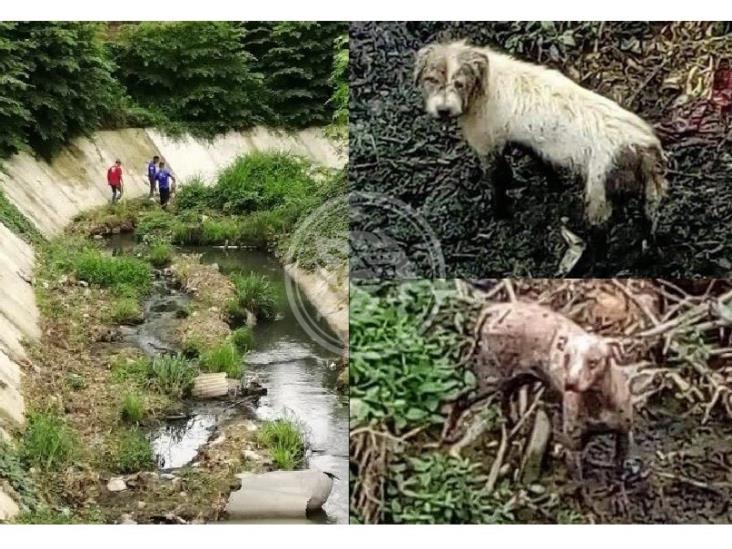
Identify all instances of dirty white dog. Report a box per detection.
[414,40,667,243]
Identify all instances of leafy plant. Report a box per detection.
[109,296,143,324]
[146,241,173,268]
[230,326,254,351]
[73,248,152,296]
[387,453,514,524]
[120,392,145,424]
[349,283,466,432]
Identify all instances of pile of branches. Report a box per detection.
[349,22,732,278]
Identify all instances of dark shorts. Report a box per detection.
[159,187,170,206]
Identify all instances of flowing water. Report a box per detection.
[106,235,348,524]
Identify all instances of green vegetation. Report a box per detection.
[20,412,78,470]
[74,249,152,295]
[230,326,254,352]
[0,441,39,511]
[387,454,514,524]
[0,22,345,160]
[120,392,145,424]
[13,506,103,525]
[228,272,278,323]
[240,22,348,127]
[349,284,467,432]
[112,22,264,137]
[330,34,348,127]
[257,418,306,470]
[108,428,155,474]
[146,241,173,268]
[199,342,243,379]
[0,188,43,244]
[148,355,197,398]
[111,356,150,386]
[109,296,143,324]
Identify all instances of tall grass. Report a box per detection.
[120,392,145,424]
[21,412,77,470]
[230,326,254,351]
[109,296,143,324]
[228,272,278,323]
[148,355,197,398]
[256,418,306,470]
[199,342,243,379]
[147,241,173,268]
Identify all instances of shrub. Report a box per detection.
[329,33,348,126]
[109,428,154,473]
[148,354,197,398]
[21,412,77,470]
[174,179,214,212]
[120,392,145,424]
[228,272,278,323]
[147,241,173,268]
[199,342,243,379]
[136,209,177,240]
[0,188,43,244]
[387,454,514,524]
[256,418,306,470]
[109,297,143,324]
[230,326,254,351]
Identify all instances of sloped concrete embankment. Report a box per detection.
[0,126,345,520]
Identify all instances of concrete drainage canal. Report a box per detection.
[106,235,348,524]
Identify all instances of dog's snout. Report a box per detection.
[436,107,451,120]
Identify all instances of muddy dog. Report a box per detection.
[414,40,667,254]
[453,301,634,478]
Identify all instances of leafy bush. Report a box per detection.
[256,418,306,470]
[120,392,145,424]
[0,22,32,157]
[230,326,254,351]
[387,454,514,524]
[228,272,278,323]
[21,412,77,470]
[148,355,197,398]
[330,34,348,126]
[349,284,466,432]
[199,342,243,379]
[112,22,265,137]
[108,428,154,474]
[240,22,347,127]
[9,22,117,158]
[109,296,143,324]
[136,209,177,240]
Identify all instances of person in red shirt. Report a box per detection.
[107,159,124,203]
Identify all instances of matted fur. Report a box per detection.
[415,40,667,228]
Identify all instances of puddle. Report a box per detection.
[151,409,219,470]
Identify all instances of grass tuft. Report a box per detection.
[120,392,145,424]
[228,272,278,323]
[109,296,143,324]
[108,428,154,474]
[230,326,254,351]
[256,418,306,470]
[199,342,243,379]
[148,354,197,398]
[20,412,77,470]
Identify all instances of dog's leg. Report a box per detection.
[585,158,614,268]
[478,152,513,219]
[562,392,584,481]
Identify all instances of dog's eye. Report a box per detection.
[453,80,465,90]
[423,76,440,86]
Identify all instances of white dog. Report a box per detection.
[414,40,667,239]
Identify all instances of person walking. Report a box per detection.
[107,159,124,204]
[155,161,177,209]
[147,155,160,198]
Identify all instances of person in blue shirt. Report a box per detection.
[147,155,160,198]
[155,161,177,209]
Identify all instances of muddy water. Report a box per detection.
[106,235,348,524]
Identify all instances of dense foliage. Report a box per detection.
[0,21,346,160]
[241,21,348,127]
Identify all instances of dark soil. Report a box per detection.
[349,22,732,278]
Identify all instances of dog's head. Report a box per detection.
[563,336,622,393]
[414,41,489,120]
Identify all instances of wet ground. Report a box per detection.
[106,236,348,524]
[349,22,732,278]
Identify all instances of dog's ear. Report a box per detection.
[459,49,489,95]
[414,44,436,85]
